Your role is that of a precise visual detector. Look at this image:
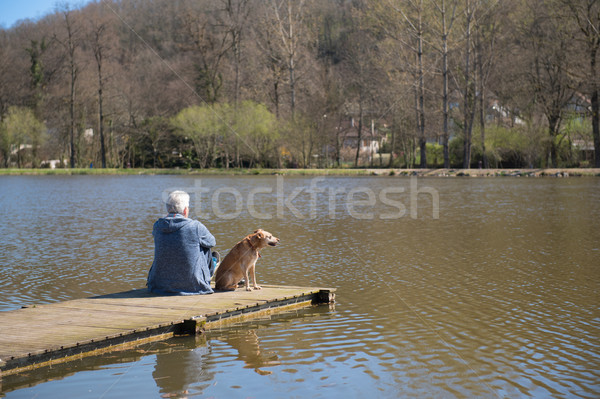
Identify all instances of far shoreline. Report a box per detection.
[1,167,599,177]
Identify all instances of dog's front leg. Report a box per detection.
[250,262,261,290]
[241,262,252,291]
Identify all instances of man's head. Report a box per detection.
[166,190,190,216]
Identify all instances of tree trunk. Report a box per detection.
[289,54,296,121]
[95,41,106,168]
[548,116,560,167]
[440,0,455,168]
[388,126,396,168]
[593,90,600,167]
[479,85,486,168]
[477,32,487,169]
[69,62,76,168]
[335,118,343,167]
[62,11,78,169]
[591,47,600,167]
[462,0,473,169]
[442,29,450,168]
[417,4,427,169]
[355,106,363,168]
[413,74,420,168]
[567,0,600,167]
[225,0,249,108]
[233,35,241,108]
[271,0,300,121]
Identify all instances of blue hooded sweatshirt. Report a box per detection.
[147,214,216,295]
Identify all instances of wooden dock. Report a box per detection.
[0,285,335,376]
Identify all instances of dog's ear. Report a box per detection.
[253,229,263,234]
[255,231,265,240]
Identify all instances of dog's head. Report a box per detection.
[252,229,279,248]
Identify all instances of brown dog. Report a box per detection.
[214,229,279,291]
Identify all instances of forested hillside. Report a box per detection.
[0,0,598,169]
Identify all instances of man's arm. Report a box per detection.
[196,222,216,248]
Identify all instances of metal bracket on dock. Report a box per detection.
[175,317,206,335]
[313,289,336,304]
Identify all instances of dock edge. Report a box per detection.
[0,287,335,377]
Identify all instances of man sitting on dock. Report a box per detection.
[147,190,217,295]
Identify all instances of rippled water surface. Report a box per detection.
[1,175,599,398]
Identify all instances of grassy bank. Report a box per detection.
[1,167,599,177]
[0,167,375,176]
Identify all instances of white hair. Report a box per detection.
[166,190,190,214]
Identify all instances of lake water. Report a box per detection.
[0,174,599,398]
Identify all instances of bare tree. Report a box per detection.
[55,6,81,168]
[564,0,600,167]
[88,7,113,168]
[461,0,477,169]
[393,0,428,168]
[339,19,377,167]
[252,3,286,119]
[0,32,11,119]
[474,3,501,169]
[388,0,428,168]
[432,0,458,168]
[365,0,429,168]
[269,0,310,121]
[222,0,251,107]
[520,1,576,167]
[180,2,234,104]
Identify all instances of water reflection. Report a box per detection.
[212,329,281,375]
[152,336,215,397]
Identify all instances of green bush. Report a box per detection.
[451,125,548,168]
[425,143,444,168]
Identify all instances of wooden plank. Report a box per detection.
[0,284,335,376]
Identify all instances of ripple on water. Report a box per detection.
[1,176,599,398]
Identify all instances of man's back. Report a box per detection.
[147,214,216,295]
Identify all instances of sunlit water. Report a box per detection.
[1,175,599,398]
